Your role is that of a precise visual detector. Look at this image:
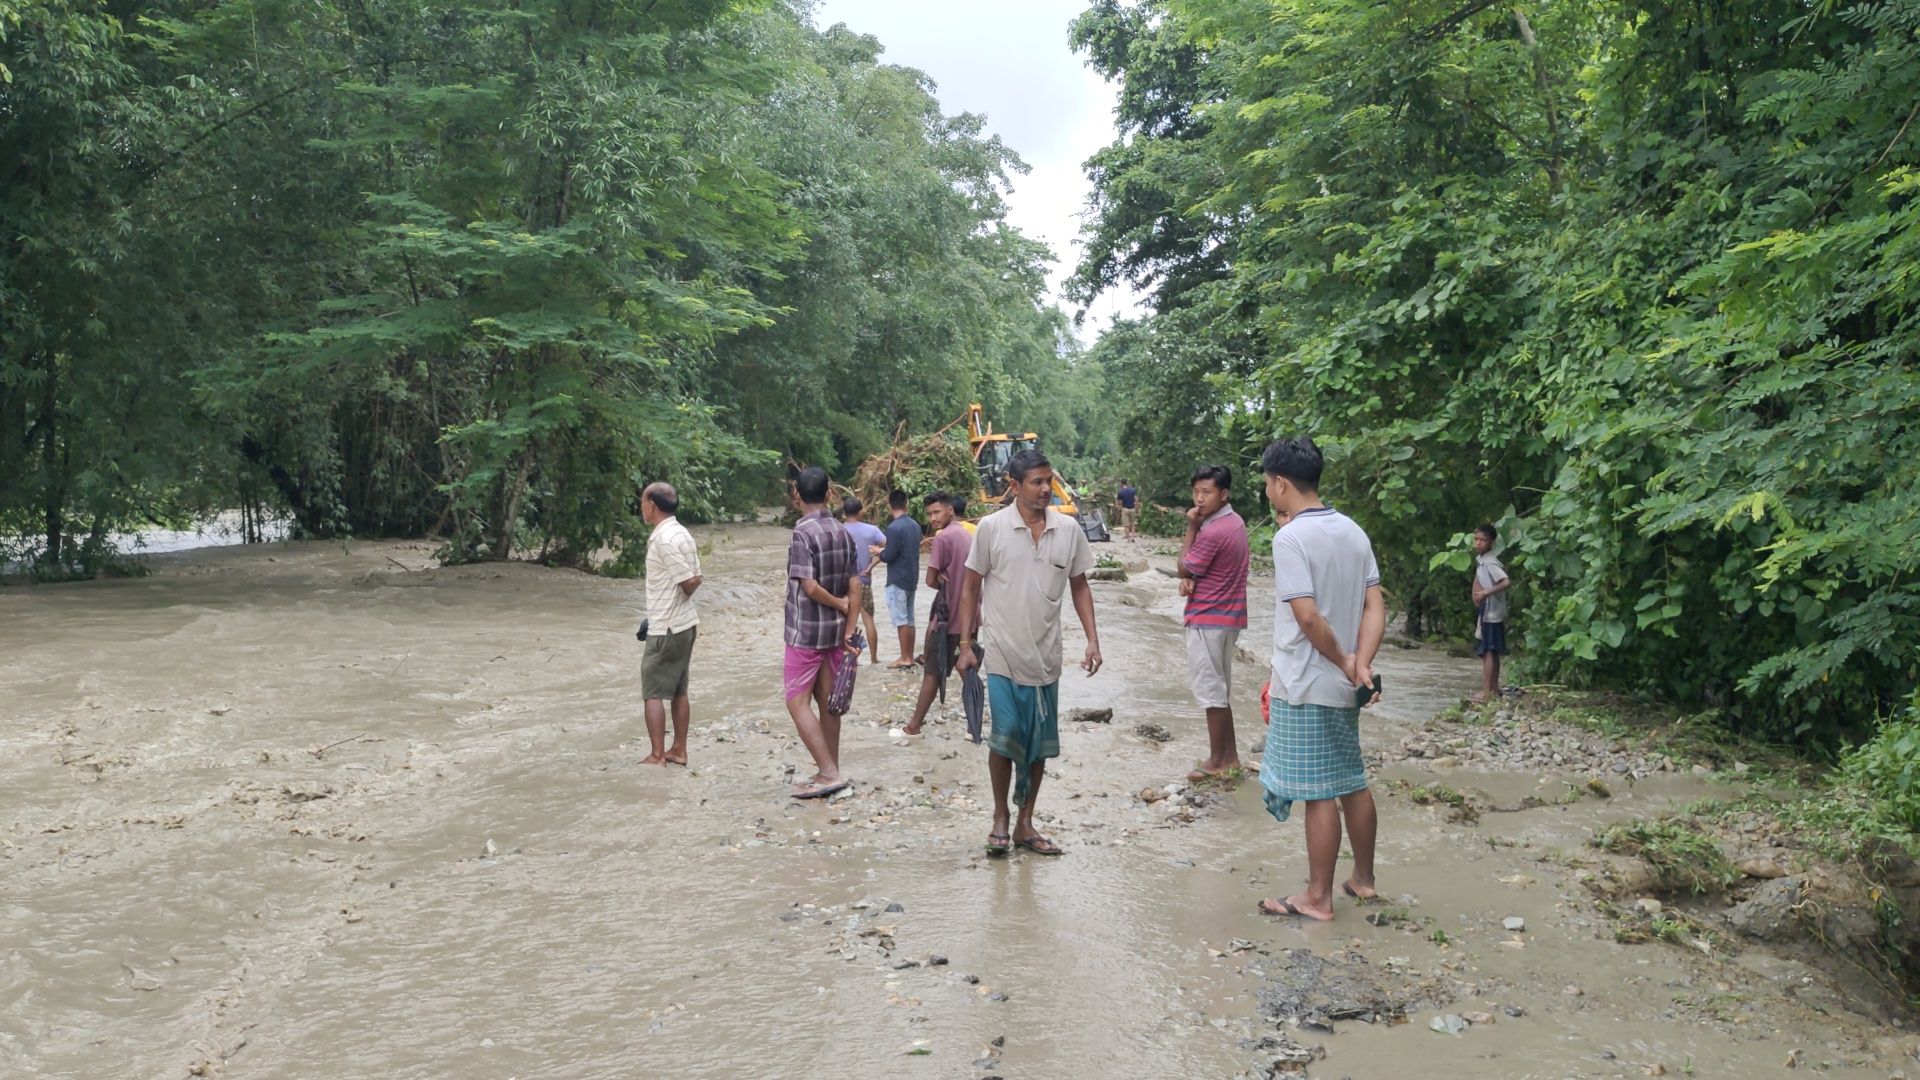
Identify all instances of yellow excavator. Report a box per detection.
[963,403,1110,541]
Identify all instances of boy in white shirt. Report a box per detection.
[1472,523,1511,700]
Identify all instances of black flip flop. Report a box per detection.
[1259,897,1313,918]
[791,781,849,800]
[986,832,1011,857]
[1014,835,1064,857]
[1340,881,1378,903]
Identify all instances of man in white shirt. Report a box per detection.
[1255,438,1386,922]
[953,450,1101,858]
[640,482,702,766]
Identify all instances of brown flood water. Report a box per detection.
[1,526,1911,1078]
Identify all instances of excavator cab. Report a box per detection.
[965,404,1109,541]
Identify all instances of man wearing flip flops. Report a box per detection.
[1255,437,1387,921]
[952,449,1101,857]
[783,466,863,800]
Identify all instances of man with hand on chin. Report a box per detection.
[952,449,1100,858]
[1254,437,1386,922]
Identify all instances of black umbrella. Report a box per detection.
[962,663,986,745]
[927,596,951,704]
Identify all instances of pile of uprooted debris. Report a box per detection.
[849,427,978,512]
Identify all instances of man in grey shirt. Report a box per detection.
[1256,437,1386,923]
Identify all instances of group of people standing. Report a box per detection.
[633,437,1478,922]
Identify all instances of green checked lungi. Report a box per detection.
[986,675,1059,808]
[1260,699,1368,823]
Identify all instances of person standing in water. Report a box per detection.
[874,489,922,669]
[784,467,862,799]
[1177,464,1250,780]
[904,491,978,735]
[639,482,702,766]
[842,496,886,666]
[953,449,1100,857]
[1255,437,1386,921]
[1471,522,1511,701]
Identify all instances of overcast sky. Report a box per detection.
[808,0,1145,338]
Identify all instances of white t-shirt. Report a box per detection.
[644,517,702,633]
[1271,507,1380,708]
[1476,552,1509,624]
[963,505,1095,687]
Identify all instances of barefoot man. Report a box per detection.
[1177,463,1250,781]
[953,449,1100,857]
[1256,437,1386,921]
[640,481,701,766]
[784,467,862,799]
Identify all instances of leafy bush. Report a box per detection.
[1842,706,1920,833]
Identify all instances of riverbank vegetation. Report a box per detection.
[1,0,1106,576]
[1068,0,1920,742]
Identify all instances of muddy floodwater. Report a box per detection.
[3,525,1914,1078]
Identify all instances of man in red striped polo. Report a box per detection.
[1178,463,1251,780]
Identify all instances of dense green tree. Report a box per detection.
[1071,0,1920,735]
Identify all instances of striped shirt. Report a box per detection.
[1184,506,1250,628]
[644,516,702,633]
[785,509,857,650]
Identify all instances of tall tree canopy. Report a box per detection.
[1072,0,1920,740]
[1,0,1083,573]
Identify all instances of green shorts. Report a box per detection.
[642,625,697,700]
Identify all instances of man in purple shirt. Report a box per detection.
[785,466,861,799]
[904,491,979,735]
[1178,463,1251,780]
[842,496,886,666]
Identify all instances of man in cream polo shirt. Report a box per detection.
[639,481,702,766]
[952,449,1102,858]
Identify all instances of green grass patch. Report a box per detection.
[1593,818,1739,894]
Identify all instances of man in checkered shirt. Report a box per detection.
[783,466,862,799]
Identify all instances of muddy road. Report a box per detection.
[2,525,1911,1078]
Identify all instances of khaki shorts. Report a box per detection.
[1186,626,1238,709]
[642,625,697,700]
[1120,507,1139,529]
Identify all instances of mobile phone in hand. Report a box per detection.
[1355,674,1382,708]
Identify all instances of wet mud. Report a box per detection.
[2,526,1915,1078]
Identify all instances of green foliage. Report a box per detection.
[2,1,1084,575]
[1842,706,1920,833]
[1594,819,1740,894]
[1072,0,1920,738]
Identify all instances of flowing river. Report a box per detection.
[1,526,1908,1078]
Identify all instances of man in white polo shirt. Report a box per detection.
[639,481,702,766]
[952,449,1101,858]
[1254,438,1386,923]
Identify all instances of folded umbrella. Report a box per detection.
[828,631,865,716]
[962,661,986,745]
[927,596,951,704]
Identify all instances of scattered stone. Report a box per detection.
[1266,1036,1324,1065]
[960,973,980,984]
[1134,723,1174,743]
[1564,984,1583,996]
[1429,756,1461,768]
[1502,917,1526,932]
[985,992,1009,1002]
[892,959,919,970]
[1691,764,1711,775]
[885,902,906,913]
[1632,897,1664,915]
[1067,707,1114,724]
[928,954,949,966]
[1724,877,1806,942]
[1740,857,1787,879]
[1460,1011,1496,1026]
[1430,1014,1470,1034]
[973,1058,999,1068]
[991,1036,1005,1047]
[1502,1005,1527,1018]
[1643,1064,1668,1076]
